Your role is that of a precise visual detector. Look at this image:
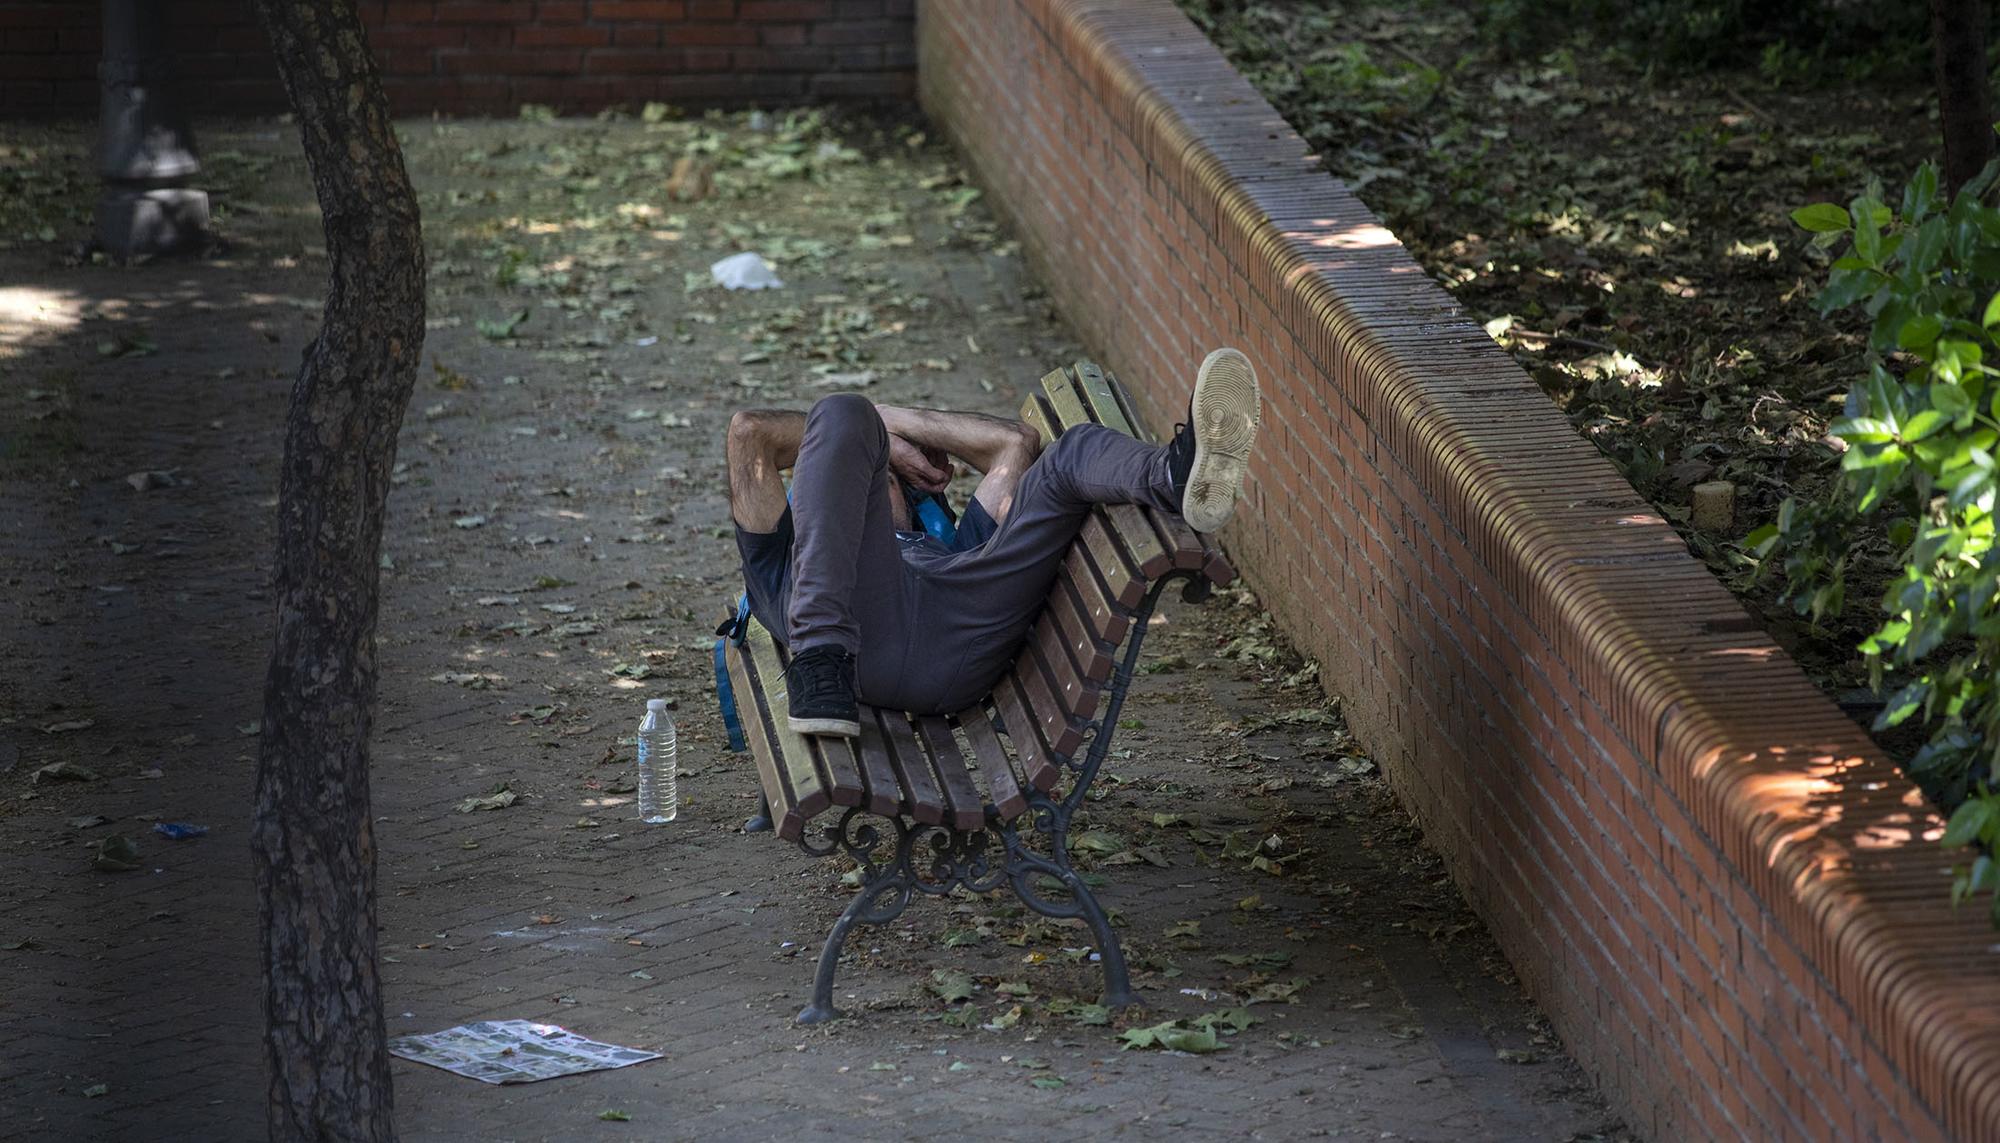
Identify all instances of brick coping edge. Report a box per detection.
[918,1,2000,1137]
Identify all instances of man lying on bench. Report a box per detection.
[724,348,1262,735]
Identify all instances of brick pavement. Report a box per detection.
[1,117,1623,1141]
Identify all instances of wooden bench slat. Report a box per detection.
[1047,575,1115,682]
[1029,614,1101,726]
[1062,545,1131,646]
[1040,366,1095,433]
[851,712,904,818]
[1081,514,1145,608]
[744,623,832,835]
[876,708,948,826]
[1147,504,1209,571]
[1104,502,1174,577]
[1072,360,1133,435]
[990,673,1061,792]
[1026,605,1084,689]
[1011,639,1089,759]
[1106,366,1158,443]
[915,716,987,831]
[814,732,867,810]
[1020,390,1059,444]
[1200,536,1235,586]
[960,705,1028,821]
[728,639,806,841]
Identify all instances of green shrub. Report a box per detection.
[1754,160,2000,926]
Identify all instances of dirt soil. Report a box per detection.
[1178,0,1941,736]
[2,112,1624,1139]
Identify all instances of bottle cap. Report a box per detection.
[646,698,669,710]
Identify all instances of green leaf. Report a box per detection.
[1874,681,1928,729]
[1073,830,1123,855]
[1943,338,1985,367]
[1976,854,2000,891]
[1120,1020,1225,1053]
[1902,409,1948,441]
[1905,217,1948,276]
[1982,291,2000,329]
[1832,417,1897,444]
[597,1110,632,1122]
[1817,266,1878,312]
[1193,1007,1260,1033]
[1898,314,1944,353]
[1853,197,1884,262]
[1942,798,1996,847]
[928,968,975,1004]
[477,308,531,340]
[1903,163,1940,223]
[1792,203,1852,233]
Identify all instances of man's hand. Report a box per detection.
[888,432,952,493]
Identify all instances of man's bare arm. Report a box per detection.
[726,408,804,533]
[877,405,1042,524]
[876,405,1037,473]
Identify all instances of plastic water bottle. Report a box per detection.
[636,698,677,824]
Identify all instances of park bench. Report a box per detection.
[723,360,1234,1024]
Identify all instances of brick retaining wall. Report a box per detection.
[920,2,2000,1138]
[0,0,912,117]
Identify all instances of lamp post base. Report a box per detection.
[95,188,211,260]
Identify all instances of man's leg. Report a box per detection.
[787,393,904,652]
[943,422,1176,576]
[908,351,1260,712]
[901,424,1173,711]
[726,408,810,643]
[783,393,919,734]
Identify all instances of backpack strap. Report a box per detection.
[713,594,754,753]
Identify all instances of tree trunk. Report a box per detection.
[1932,0,1996,192]
[247,0,424,1138]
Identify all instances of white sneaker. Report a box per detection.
[1167,348,1261,534]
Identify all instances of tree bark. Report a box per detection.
[1932,0,1996,192]
[247,1,424,1138]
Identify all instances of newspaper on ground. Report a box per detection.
[388,1020,661,1084]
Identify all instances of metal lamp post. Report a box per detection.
[95,0,210,259]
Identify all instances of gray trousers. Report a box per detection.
[764,392,1178,714]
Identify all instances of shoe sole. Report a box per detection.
[1181,347,1261,534]
[788,715,861,738]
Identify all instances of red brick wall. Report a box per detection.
[922,2,2000,1140]
[0,0,912,117]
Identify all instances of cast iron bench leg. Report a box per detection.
[744,793,773,833]
[794,809,920,1024]
[799,872,914,1024]
[998,812,1138,1011]
[1049,863,1135,1008]
[799,817,1134,1022]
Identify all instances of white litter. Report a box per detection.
[710,252,783,291]
[808,370,877,388]
[389,1020,659,1085]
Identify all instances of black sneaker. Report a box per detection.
[1166,348,1261,533]
[785,644,861,738]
